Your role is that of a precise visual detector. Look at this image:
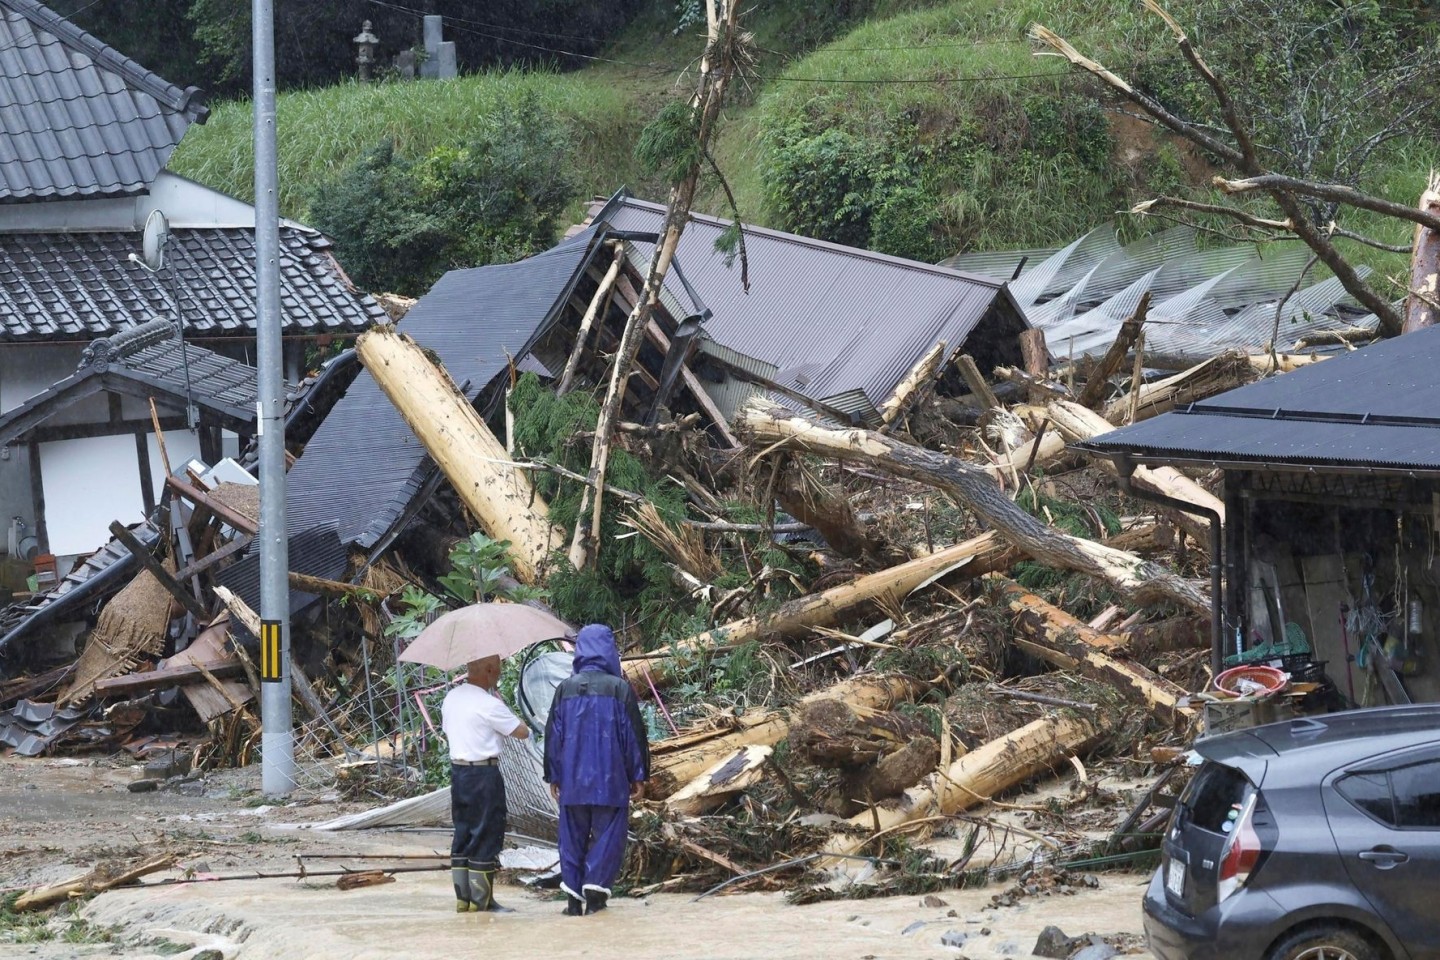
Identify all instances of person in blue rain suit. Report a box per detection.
[543,623,650,916]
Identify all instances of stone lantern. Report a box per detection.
[354,21,379,82]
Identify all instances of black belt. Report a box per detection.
[453,758,499,767]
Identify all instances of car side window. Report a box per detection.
[1337,771,1396,826]
[1391,760,1440,828]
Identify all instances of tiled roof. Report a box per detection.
[0,226,387,341]
[0,0,207,201]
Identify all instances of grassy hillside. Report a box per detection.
[170,71,650,221]
[170,0,1438,298]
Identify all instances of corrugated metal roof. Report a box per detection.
[285,228,601,550]
[0,0,207,202]
[1079,325,1440,472]
[0,227,386,341]
[594,193,1021,421]
[215,523,347,618]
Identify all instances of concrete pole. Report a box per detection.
[252,0,294,795]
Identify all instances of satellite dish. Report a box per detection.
[141,210,170,272]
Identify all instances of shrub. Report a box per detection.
[308,93,577,295]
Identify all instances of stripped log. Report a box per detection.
[647,676,925,798]
[623,532,1019,685]
[996,578,1194,725]
[1047,399,1223,546]
[665,745,773,817]
[1404,173,1440,335]
[820,713,1100,863]
[739,401,1210,617]
[356,327,563,583]
[557,241,624,395]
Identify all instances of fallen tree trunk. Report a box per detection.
[356,327,563,584]
[1404,173,1440,335]
[647,676,925,798]
[995,578,1195,726]
[1076,293,1149,409]
[879,342,945,427]
[665,744,773,817]
[622,532,1018,685]
[820,713,1100,863]
[739,402,1210,617]
[1047,400,1224,546]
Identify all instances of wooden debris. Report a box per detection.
[879,341,946,427]
[666,745,773,817]
[92,660,247,698]
[739,401,1210,617]
[356,327,563,583]
[15,855,175,912]
[1075,292,1149,410]
[336,870,396,891]
[820,713,1100,862]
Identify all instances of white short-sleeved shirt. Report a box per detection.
[441,683,522,761]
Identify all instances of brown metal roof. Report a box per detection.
[593,192,1026,423]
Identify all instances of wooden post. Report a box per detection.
[356,328,563,584]
[954,354,1000,412]
[109,521,209,620]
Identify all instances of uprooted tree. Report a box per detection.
[1032,0,1440,338]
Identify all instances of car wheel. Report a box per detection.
[1268,925,1379,960]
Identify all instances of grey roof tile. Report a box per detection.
[0,226,387,341]
[0,0,206,201]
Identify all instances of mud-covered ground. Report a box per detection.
[0,756,1155,960]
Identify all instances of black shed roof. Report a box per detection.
[0,0,207,202]
[1078,326,1440,474]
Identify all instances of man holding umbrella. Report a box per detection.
[399,602,574,914]
[544,623,650,916]
[441,654,527,913]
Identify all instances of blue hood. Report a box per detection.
[573,624,621,677]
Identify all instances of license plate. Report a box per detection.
[1166,858,1185,898]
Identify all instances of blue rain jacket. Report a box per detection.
[543,624,650,807]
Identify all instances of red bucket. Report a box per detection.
[1213,664,1288,699]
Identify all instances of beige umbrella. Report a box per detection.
[398,603,574,671]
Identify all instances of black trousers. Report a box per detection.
[451,764,507,871]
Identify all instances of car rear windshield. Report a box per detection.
[1182,762,1253,832]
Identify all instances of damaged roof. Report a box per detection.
[590,192,1027,422]
[285,227,602,550]
[0,0,207,202]
[1077,325,1440,474]
[0,226,387,342]
[0,318,288,446]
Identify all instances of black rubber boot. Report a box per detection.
[563,895,584,916]
[452,859,473,913]
[584,888,608,915]
[470,869,514,914]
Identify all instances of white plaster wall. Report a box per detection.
[39,434,144,556]
[0,171,262,233]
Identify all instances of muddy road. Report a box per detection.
[0,757,1155,959]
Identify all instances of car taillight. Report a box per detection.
[1216,794,1262,902]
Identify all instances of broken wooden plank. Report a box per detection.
[174,534,253,581]
[109,521,208,620]
[93,660,247,698]
[954,354,1000,411]
[165,477,259,536]
[665,744,773,817]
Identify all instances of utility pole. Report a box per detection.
[253,0,294,795]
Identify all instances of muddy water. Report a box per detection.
[81,871,1155,960]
